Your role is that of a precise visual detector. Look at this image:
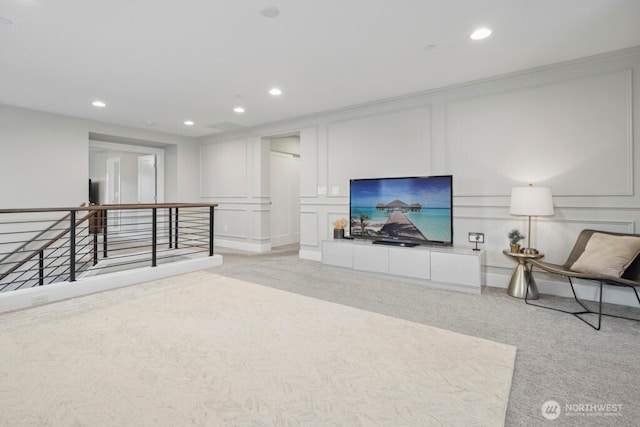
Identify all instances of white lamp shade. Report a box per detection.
[510,186,554,216]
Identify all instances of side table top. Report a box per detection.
[502,249,545,260]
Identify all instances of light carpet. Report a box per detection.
[0,271,516,426]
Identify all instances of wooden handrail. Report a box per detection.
[0,203,218,214]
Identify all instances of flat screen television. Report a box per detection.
[349,175,453,247]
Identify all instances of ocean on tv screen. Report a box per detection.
[349,176,452,244]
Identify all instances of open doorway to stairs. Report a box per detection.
[89,140,165,237]
[268,134,300,249]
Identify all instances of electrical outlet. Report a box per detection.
[468,232,485,243]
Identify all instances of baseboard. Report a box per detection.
[299,249,322,262]
[215,239,271,253]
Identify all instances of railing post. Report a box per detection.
[39,250,44,286]
[69,210,76,282]
[102,209,108,258]
[168,208,173,249]
[152,208,157,267]
[174,208,179,249]
[209,206,214,256]
[93,226,98,266]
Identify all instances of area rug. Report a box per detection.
[0,271,516,426]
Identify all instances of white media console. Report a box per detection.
[322,239,484,294]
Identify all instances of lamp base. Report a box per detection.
[523,247,539,255]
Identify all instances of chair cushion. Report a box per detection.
[571,232,640,277]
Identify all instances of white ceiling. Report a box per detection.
[1,0,640,137]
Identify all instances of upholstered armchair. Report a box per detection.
[527,229,640,330]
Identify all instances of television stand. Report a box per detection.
[372,239,419,247]
[322,239,483,294]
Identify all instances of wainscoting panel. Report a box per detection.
[326,107,431,195]
[250,202,271,243]
[446,70,632,197]
[213,207,247,239]
[300,211,319,247]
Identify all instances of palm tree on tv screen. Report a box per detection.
[359,214,370,235]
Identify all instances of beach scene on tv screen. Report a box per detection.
[350,176,452,243]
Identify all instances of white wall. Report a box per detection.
[0,106,88,208]
[197,46,640,305]
[0,105,201,208]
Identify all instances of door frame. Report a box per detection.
[265,133,301,248]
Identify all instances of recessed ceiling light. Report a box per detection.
[470,28,492,40]
[233,106,245,114]
[423,44,437,52]
[269,87,282,96]
[92,100,106,108]
[0,17,13,25]
[184,120,195,126]
[260,6,279,18]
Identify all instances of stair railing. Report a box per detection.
[0,203,217,292]
[0,203,89,283]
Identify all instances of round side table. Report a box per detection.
[502,250,544,299]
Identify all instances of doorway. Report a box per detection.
[137,154,157,203]
[268,135,300,248]
[89,140,165,236]
[89,141,165,205]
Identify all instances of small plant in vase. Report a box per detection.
[333,218,348,239]
[508,229,525,253]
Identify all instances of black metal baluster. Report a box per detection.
[102,209,108,258]
[69,210,76,282]
[168,207,173,249]
[209,206,215,256]
[39,250,44,286]
[93,215,98,266]
[174,208,179,249]
[152,208,157,267]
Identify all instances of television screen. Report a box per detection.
[349,175,453,246]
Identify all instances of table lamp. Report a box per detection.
[510,183,554,254]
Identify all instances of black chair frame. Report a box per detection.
[524,229,640,330]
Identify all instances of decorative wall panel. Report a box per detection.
[200,139,247,197]
[446,70,632,196]
[300,211,319,246]
[214,207,247,238]
[327,108,431,195]
[300,127,319,197]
